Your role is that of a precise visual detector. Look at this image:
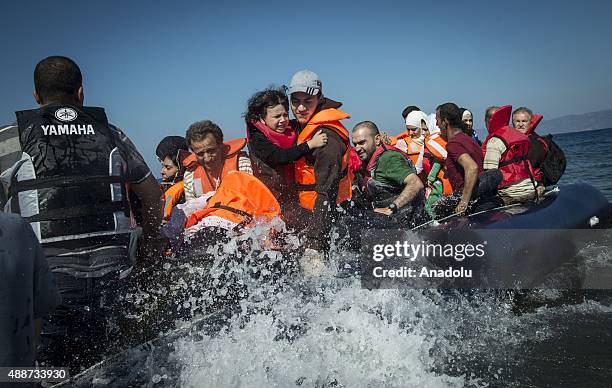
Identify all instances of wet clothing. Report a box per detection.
[0,104,151,371]
[296,98,351,251]
[445,132,484,191]
[0,213,61,368]
[0,120,151,208]
[351,145,426,228]
[184,172,281,231]
[294,103,352,211]
[432,169,503,218]
[370,149,414,188]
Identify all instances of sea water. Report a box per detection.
[555,127,612,200]
[69,129,612,387]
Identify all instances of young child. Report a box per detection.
[156,136,189,219]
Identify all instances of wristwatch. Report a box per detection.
[387,203,398,214]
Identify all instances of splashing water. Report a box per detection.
[67,222,612,387]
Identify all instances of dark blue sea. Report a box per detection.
[555,127,612,201]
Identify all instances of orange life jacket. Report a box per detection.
[294,108,353,210]
[182,138,247,198]
[423,133,453,195]
[162,181,184,219]
[184,172,281,230]
[389,132,407,146]
[392,132,422,166]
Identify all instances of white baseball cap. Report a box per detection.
[286,69,322,95]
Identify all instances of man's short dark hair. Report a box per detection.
[401,105,421,120]
[436,102,463,128]
[186,120,224,146]
[34,56,82,104]
[353,121,380,136]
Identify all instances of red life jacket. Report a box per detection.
[482,104,513,153]
[486,105,512,134]
[483,125,535,189]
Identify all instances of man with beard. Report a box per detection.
[351,121,425,225]
[434,102,502,217]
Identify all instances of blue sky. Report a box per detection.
[1,0,611,176]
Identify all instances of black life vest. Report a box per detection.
[528,132,566,186]
[10,104,133,243]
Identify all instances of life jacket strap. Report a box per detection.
[10,175,122,194]
[498,155,526,168]
[524,159,540,201]
[210,202,254,229]
[24,201,125,222]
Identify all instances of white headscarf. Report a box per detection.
[426,113,441,134]
[405,110,428,128]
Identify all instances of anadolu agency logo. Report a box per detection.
[55,107,78,122]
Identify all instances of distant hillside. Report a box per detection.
[538,109,612,134]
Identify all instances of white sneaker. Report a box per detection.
[300,248,326,277]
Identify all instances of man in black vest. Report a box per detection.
[0,56,162,371]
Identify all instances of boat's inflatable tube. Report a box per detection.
[432,183,609,230]
[484,183,609,229]
[418,183,609,288]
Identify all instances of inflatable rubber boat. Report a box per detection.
[403,183,611,289]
